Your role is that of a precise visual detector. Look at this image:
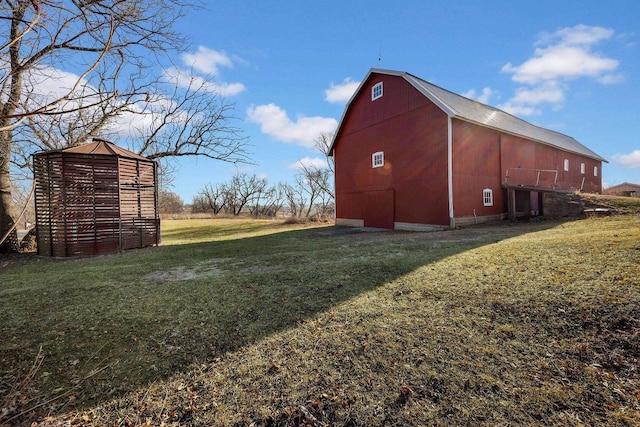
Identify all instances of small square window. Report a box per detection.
[483,188,493,206]
[372,82,383,101]
[594,166,598,177]
[372,151,384,168]
[564,159,569,172]
[580,163,585,174]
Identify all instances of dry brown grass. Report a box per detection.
[579,192,640,214]
[2,216,639,426]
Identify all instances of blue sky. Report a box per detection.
[164,0,640,202]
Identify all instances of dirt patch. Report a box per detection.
[146,267,198,282]
[144,262,285,283]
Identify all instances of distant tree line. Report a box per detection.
[160,133,335,220]
[191,167,334,219]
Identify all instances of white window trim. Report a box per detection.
[371,82,383,101]
[483,188,493,207]
[564,159,570,172]
[580,163,586,174]
[372,151,384,168]
[594,166,598,177]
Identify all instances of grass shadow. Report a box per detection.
[0,219,562,422]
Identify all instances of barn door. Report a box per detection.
[363,189,394,229]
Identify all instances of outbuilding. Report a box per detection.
[604,182,640,198]
[33,138,160,256]
[329,69,606,230]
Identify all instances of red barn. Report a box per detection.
[329,69,606,230]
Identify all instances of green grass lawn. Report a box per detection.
[1,216,639,426]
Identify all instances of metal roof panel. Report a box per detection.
[61,138,150,161]
[331,68,606,163]
[403,72,607,162]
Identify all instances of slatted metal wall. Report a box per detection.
[34,151,159,256]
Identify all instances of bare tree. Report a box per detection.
[285,131,335,219]
[158,189,184,215]
[10,178,34,229]
[280,181,307,218]
[190,194,208,214]
[295,171,320,218]
[298,166,334,218]
[199,182,229,215]
[248,184,284,217]
[156,161,178,191]
[226,173,268,216]
[314,131,335,175]
[0,1,252,252]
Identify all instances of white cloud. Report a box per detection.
[246,103,338,148]
[536,24,614,48]
[462,87,494,104]
[502,45,619,84]
[290,157,328,170]
[325,78,360,103]
[497,81,565,116]
[180,46,233,76]
[461,89,475,98]
[612,150,640,168]
[170,46,247,97]
[503,25,619,85]
[499,25,621,117]
[24,66,88,101]
[164,67,246,97]
[598,73,625,85]
[510,81,565,105]
[497,102,541,117]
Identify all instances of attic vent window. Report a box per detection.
[483,189,493,206]
[372,151,384,168]
[372,82,383,100]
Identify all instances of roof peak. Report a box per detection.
[58,138,150,161]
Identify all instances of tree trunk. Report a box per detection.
[0,131,18,253]
[0,4,26,253]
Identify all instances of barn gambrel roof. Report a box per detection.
[331,68,607,162]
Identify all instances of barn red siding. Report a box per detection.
[334,73,450,228]
[450,120,603,220]
[500,134,602,193]
[333,70,604,230]
[451,120,503,218]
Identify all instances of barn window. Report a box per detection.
[372,151,384,168]
[580,163,586,174]
[594,166,598,177]
[372,82,383,100]
[483,188,493,206]
[564,159,570,172]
